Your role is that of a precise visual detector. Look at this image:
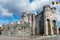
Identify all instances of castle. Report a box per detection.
[2,5,59,36]
[20,5,59,35]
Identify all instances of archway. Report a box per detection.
[52,20,57,34]
[47,19,51,35]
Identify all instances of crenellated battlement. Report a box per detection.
[43,5,56,13]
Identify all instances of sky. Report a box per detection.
[0,0,60,27]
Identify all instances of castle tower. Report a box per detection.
[28,14,36,35]
[35,5,59,35]
[20,12,28,25]
[43,5,59,35]
[20,12,36,35]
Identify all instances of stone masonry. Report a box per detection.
[35,5,59,35]
[2,5,59,36]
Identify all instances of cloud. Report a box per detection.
[56,3,60,23]
[0,0,30,15]
[25,0,52,13]
[0,0,60,27]
[0,6,13,17]
[0,0,52,15]
[56,8,60,27]
[56,10,60,22]
[0,0,60,19]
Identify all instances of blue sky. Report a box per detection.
[0,0,60,27]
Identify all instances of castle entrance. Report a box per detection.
[52,20,57,34]
[47,19,51,35]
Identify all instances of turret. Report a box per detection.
[43,5,56,13]
[50,7,56,13]
[43,5,50,11]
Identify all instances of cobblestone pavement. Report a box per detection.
[0,35,60,40]
[41,35,60,40]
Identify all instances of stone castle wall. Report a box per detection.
[2,5,59,36]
